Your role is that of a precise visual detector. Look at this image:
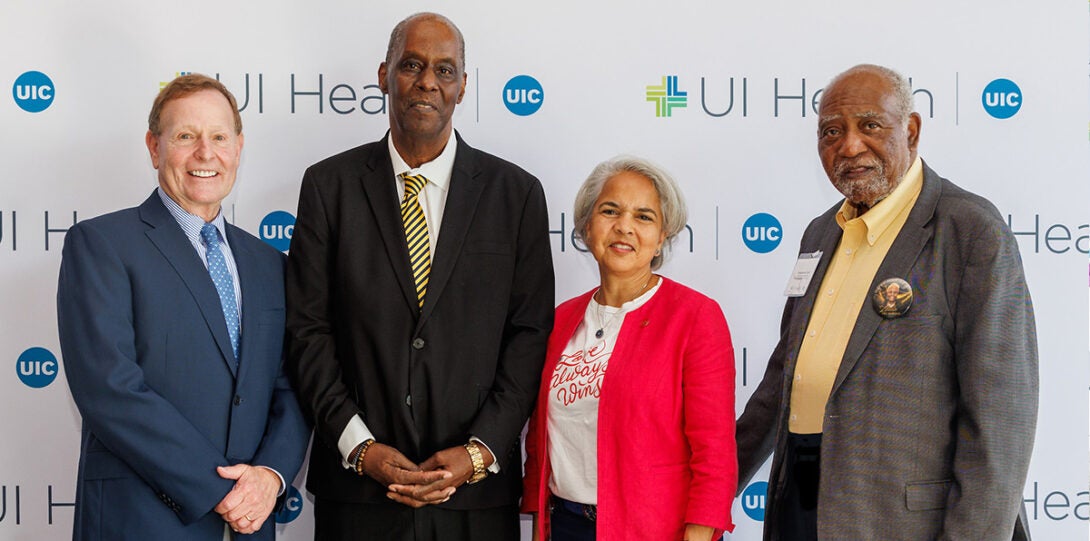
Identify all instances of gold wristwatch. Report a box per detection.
[464,441,488,484]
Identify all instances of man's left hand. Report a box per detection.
[214,464,280,534]
[386,444,494,507]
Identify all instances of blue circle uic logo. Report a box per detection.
[502,75,544,116]
[274,485,304,523]
[742,213,782,253]
[259,211,295,252]
[981,78,1021,119]
[17,347,59,388]
[13,71,55,113]
[742,481,768,521]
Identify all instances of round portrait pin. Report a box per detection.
[872,278,912,319]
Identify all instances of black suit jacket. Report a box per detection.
[286,133,555,509]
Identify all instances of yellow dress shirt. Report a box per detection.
[788,157,923,434]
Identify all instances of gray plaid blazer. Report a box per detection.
[736,162,1038,541]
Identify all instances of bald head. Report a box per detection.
[822,64,914,124]
[386,12,466,71]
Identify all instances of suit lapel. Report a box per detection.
[828,163,941,396]
[139,193,238,377]
[229,226,258,382]
[419,134,484,325]
[358,138,421,312]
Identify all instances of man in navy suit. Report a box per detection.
[57,74,309,540]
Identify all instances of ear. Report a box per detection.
[145,131,160,169]
[378,62,389,94]
[456,72,467,104]
[906,112,922,153]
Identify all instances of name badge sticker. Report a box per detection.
[784,251,822,297]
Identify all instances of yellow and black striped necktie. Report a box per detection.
[400,173,431,308]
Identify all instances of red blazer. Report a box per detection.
[522,277,736,540]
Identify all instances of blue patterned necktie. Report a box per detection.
[201,224,240,362]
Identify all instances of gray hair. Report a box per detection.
[824,64,914,122]
[386,12,466,70]
[572,155,689,271]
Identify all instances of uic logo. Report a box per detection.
[17,347,58,388]
[742,481,768,521]
[274,485,304,523]
[503,75,544,116]
[13,71,55,113]
[981,78,1021,119]
[742,213,782,253]
[260,211,296,252]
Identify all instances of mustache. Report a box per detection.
[834,159,885,178]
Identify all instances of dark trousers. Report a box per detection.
[550,497,596,541]
[313,498,519,541]
[777,432,821,541]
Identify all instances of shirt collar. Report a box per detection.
[835,156,923,246]
[157,187,228,243]
[387,129,458,192]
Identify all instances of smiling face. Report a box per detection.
[885,283,900,303]
[585,171,667,280]
[146,89,243,222]
[817,69,920,209]
[379,15,466,153]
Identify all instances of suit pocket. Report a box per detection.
[465,241,512,255]
[83,448,137,481]
[905,479,951,511]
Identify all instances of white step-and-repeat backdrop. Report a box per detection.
[2,1,1087,539]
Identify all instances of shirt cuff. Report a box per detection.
[470,436,501,473]
[255,466,287,497]
[337,414,376,469]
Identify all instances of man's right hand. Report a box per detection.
[361,443,452,488]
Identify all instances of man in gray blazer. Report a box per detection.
[736,64,1038,540]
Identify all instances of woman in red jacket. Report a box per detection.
[522,156,737,540]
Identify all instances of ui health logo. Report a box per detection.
[982,78,1021,119]
[13,71,55,113]
[503,75,544,116]
[259,211,295,252]
[16,347,58,388]
[160,71,193,90]
[646,75,687,117]
[741,481,768,521]
[742,213,782,253]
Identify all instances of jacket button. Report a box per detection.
[405,394,413,407]
[412,338,425,350]
[233,395,242,406]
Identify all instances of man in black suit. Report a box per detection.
[286,12,555,540]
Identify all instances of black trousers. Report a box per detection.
[550,497,596,541]
[313,498,519,541]
[777,432,821,541]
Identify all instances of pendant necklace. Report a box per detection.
[594,276,653,339]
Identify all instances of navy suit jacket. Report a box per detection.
[57,192,309,540]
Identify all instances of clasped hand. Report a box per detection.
[214,464,281,534]
[363,443,485,508]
